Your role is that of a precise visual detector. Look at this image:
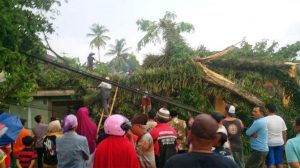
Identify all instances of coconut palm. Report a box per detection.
[137,11,194,66]
[87,24,110,62]
[106,39,132,73]
[137,11,194,49]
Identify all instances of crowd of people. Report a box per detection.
[0,103,300,168]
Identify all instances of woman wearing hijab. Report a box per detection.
[56,114,90,168]
[42,120,62,168]
[93,114,140,168]
[76,107,97,154]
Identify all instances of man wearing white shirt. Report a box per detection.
[98,77,112,114]
[265,103,287,168]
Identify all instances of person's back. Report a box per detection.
[165,152,237,168]
[168,117,188,152]
[43,120,62,167]
[56,131,89,168]
[93,114,140,168]
[265,114,286,146]
[149,108,177,168]
[165,113,237,168]
[32,115,48,168]
[76,107,97,153]
[93,136,140,168]
[16,136,37,168]
[56,114,90,168]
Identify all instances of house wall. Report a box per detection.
[9,96,81,131]
[9,98,50,131]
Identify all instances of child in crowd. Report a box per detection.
[213,132,235,162]
[16,136,37,168]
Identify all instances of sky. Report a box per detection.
[48,0,300,64]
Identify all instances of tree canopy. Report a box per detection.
[0,0,61,105]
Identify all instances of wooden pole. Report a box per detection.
[109,86,119,116]
[97,110,104,133]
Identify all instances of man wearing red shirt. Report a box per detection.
[149,108,177,168]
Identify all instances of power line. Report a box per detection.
[23,52,202,114]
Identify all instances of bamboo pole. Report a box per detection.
[109,86,119,116]
[97,110,104,133]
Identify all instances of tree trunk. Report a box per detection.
[98,47,101,62]
[194,62,264,106]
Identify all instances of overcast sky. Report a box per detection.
[48,0,300,63]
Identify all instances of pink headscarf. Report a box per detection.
[76,107,97,153]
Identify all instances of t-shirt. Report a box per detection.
[17,148,37,168]
[285,134,300,164]
[213,147,235,162]
[149,123,177,168]
[136,133,156,168]
[56,132,90,168]
[33,123,48,148]
[169,118,188,151]
[13,128,31,157]
[246,117,268,152]
[165,152,238,168]
[222,119,243,151]
[43,134,62,165]
[265,115,287,146]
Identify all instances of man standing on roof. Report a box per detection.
[87,53,96,70]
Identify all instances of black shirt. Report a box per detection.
[43,135,58,165]
[164,152,238,168]
[222,119,243,151]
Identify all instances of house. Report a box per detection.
[8,89,82,130]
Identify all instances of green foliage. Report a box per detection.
[106,39,131,57]
[137,11,194,66]
[0,0,61,105]
[224,40,300,61]
[106,39,140,73]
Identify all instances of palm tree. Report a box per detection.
[106,39,132,73]
[87,24,110,62]
[137,11,194,50]
[136,11,194,66]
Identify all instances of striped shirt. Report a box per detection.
[17,148,37,168]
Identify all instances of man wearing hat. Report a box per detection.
[222,105,245,168]
[149,108,177,168]
[87,53,96,70]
